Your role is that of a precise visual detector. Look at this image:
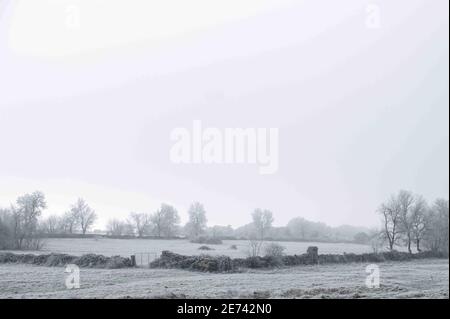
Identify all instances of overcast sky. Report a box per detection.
[0,0,448,229]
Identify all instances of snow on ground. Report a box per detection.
[6,238,379,260]
[0,259,447,299]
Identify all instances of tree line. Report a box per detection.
[0,192,211,249]
[0,192,279,249]
[0,192,98,249]
[0,190,448,255]
[104,202,208,239]
[378,190,448,254]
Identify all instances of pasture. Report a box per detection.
[2,238,446,299]
[27,238,375,260]
[0,258,447,298]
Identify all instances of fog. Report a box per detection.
[0,0,448,229]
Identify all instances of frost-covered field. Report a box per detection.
[0,259,447,299]
[8,238,377,259]
[3,238,441,299]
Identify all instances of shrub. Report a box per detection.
[263,243,286,267]
[247,239,263,257]
[150,251,233,272]
[198,245,214,251]
[148,248,448,273]
[245,256,265,268]
[229,245,238,250]
[190,236,223,245]
[0,252,133,269]
[264,243,286,258]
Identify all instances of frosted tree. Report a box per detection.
[252,208,274,240]
[128,212,150,237]
[161,204,180,237]
[106,219,133,236]
[60,210,78,234]
[71,198,97,235]
[13,191,47,249]
[410,195,428,252]
[150,204,180,238]
[397,190,415,253]
[186,202,207,238]
[425,199,449,254]
[41,214,61,234]
[379,194,402,251]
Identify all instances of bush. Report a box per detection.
[263,243,286,267]
[264,243,286,258]
[247,239,263,257]
[190,236,223,245]
[150,251,233,272]
[229,245,238,250]
[148,248,448,273]
[198,245,214,251]
[244,256,266,268]
[0,252,133,269]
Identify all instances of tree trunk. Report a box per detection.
[389,240,394,251]
[416,239,421,252]
[407,233,412,253]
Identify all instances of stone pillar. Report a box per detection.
[130,255,136,267]
[306,246,319,264]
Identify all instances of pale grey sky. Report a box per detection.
[0,0,448,229]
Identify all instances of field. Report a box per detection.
[1,238,448,299]
[8,238,378,261]
[0,259,447,299]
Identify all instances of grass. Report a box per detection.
[2,237,443,299]
[7,238,377,260]
[0,258,447,299]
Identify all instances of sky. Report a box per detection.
[0,0,448,230]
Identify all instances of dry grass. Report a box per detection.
[6,238,378,259]
[0,258,447,299]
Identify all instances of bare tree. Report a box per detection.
[60,211,78,234]
[40,214,61,234]
[379,194,402,251]
[71,198,97,235]
[0,208,14,249]
[106,219,127,236]
[398,190,415,253]
[12,191,47,249]
[185,202,207,238]
[369,230,385,254]
[252,208,274,240]
[410,195,428,252]
[150,210,164,238]
[128,212,150,237]
[161,204,180,237]
[424,199,449,254]
[247,237,263,257]
[150,204,180,238]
